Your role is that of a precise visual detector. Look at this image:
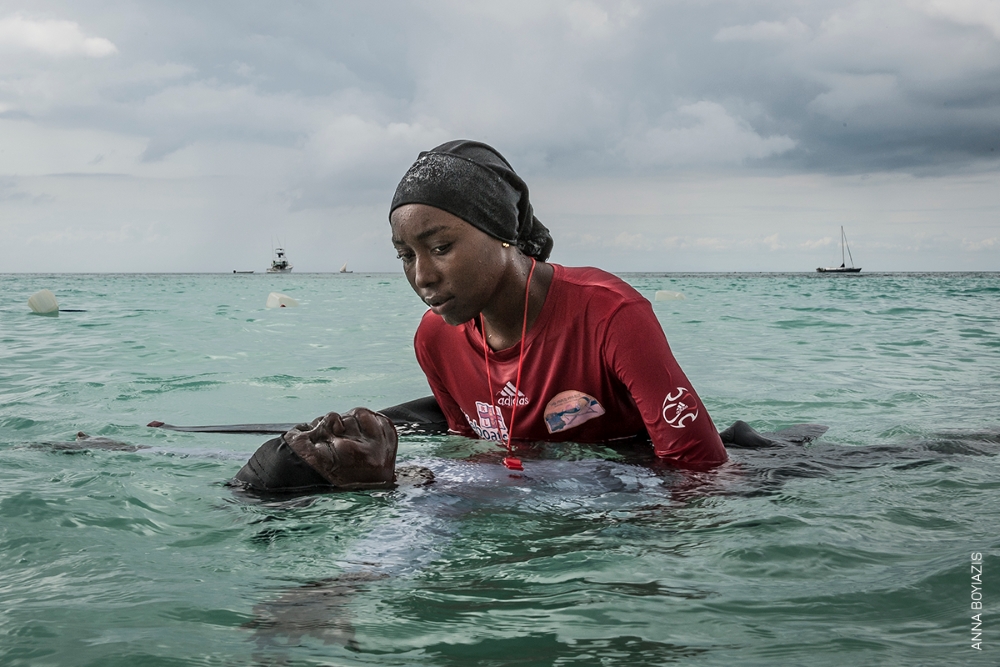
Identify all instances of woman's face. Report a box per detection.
[391,203,509,325]
[284,408,398,488]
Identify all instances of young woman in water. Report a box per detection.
[389,140,727,469]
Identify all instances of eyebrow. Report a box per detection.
[392,225,450,246]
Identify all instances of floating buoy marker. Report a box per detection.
[28,289,59,315]
[265,292,299,308]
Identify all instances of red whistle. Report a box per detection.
[503,457,523,471]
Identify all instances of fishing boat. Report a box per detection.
[266,247,293,273]
[339,263,353,274]
[816,226,861,273]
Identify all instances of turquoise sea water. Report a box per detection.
[1,271,997,666]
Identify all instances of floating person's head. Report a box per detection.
[231,408,398,495]
[388,140,554,324]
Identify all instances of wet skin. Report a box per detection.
[390,203,553,351]
[284,408,398,489]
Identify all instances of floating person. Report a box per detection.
[229,408,401,495]
[150,406,822,498]
[223,406,435,496]
[36,412,829,658]
[388,140,728,469]
[222,410,828,656]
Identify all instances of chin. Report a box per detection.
[439,310,475,327]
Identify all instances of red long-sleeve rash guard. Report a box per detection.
[414,264,728,468]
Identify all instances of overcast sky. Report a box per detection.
[1,0,998,273]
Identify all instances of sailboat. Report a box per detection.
[339,263,353,274]
[266,247,293,273]
[816,226,861,273]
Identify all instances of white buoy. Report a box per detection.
[265,292,299,308]
[654,290,685,301]
[28,289,60,315]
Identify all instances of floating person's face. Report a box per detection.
[391,204,511,326]
[284,408,398,489]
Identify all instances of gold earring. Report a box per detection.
[502,242,510,248]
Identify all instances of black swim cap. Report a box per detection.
[231,435,333,494]
[389,140,553,262]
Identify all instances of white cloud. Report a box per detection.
[0,59,193,119]
[919,0,1000,39]
[25,221,162,246]
[961,237,998,251]
[305,115,449,178]
[611,231,740,252]
[0,118,144,175]
[800,237,835,250]
[715,18,810,42]
[563,0,640,39]
[689,236,734,251]
[808,73,902,117]
[438,0,638,37]
[761,233,785,250]
[0,14,117,57]
[620,101,796,167]
[564,0,612,37]
[613,231,649,250]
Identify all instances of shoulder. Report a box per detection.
[548,266,665,349]
[551,264,647,311]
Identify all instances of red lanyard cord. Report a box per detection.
[480,257,536,471]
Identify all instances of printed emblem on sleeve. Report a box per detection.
[661,387,699,428]
[544,390,606,433]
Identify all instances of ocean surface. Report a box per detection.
[1,271,997,666]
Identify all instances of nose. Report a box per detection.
[411,253,439,291]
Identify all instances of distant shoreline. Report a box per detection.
[2,271,998,277]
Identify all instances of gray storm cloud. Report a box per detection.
[1,0,997,272]
[4,2,997,175]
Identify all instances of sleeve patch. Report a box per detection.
[662,387,699,428]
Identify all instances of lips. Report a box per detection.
[425,295,453,315]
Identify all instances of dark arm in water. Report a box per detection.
[149,395,824,449]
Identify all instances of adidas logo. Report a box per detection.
[497,381,529,407]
